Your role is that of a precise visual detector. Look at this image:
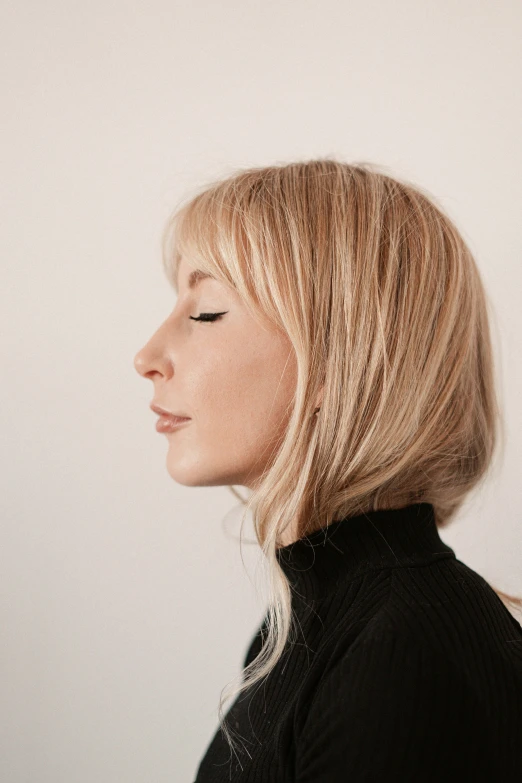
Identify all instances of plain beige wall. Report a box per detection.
[2,1,521,780]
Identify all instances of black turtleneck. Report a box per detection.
[194,503,522,781]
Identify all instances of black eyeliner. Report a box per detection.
[189,311,228,322]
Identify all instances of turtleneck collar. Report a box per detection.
[275,503,456,600]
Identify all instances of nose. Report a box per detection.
[134,345,171,380]
[133,335,166,380]
[133,349,148,378]
[134,315,176,380]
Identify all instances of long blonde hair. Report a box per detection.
[161,158,521,760]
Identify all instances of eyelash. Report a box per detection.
[189,311,228,323]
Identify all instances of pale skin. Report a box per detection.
[134,257,308,497]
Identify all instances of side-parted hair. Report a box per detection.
[161,158,521,762]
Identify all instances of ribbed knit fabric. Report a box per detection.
[194,503,522,781]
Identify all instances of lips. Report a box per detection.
[150,403,190,419]
[155,414,191,433]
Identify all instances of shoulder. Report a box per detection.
[293,559,514,781]
[375,557,522,658]
[294,626,494,781]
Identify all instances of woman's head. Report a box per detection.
[137,158,501,532]
[134,253,302,492]
[134,158,508,756]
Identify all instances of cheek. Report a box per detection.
[218,341,297,438]
[179,345,247,429]
[183,327,297,437]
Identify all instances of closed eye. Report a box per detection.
[189,311,228,323]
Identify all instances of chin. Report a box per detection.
[165,461,244,488]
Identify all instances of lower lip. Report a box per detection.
[156,416,191,433]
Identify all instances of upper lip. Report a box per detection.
[150,403,190,419]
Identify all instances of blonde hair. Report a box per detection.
[161,158,521,762]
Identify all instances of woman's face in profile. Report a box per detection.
[134,257,298,489]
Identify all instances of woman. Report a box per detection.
[134,159,522,781]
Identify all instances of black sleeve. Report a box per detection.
[294,632,495,782]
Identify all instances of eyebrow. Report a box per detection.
[175,268,215,292]
[187,269,215,290]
